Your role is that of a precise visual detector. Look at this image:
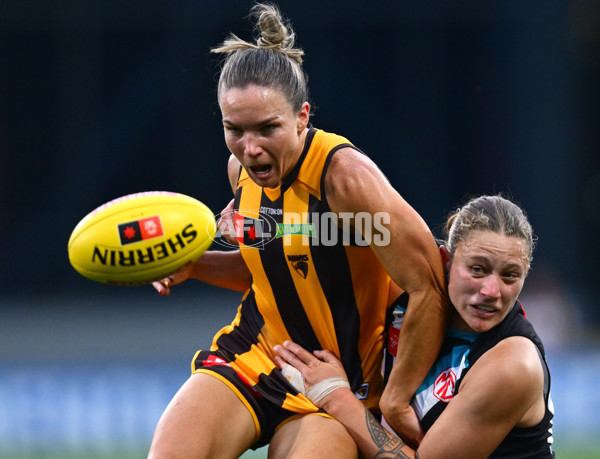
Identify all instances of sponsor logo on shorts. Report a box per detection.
[200,355,261,398]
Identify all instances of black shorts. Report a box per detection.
[192,349,330,449]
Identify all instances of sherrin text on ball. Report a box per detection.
[68,191,216,285]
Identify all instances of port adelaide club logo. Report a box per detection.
[433,368,456,403]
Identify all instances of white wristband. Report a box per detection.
[306,377,351,404]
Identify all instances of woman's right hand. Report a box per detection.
[217,198,238,246]
[152,198,240,296]
[152,261,194,296]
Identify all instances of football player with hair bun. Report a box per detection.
[148,4,447,458]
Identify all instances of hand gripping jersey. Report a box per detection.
[197,127,397,421]
[412,302,555,458]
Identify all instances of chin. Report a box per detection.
[260,179,280,189]
[467,317,501,333]
[452,313,495,333]
[248,171,280,188]
[248,175,274,188]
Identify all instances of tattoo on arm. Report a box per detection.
[364,407,419,459]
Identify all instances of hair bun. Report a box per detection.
[256,8,288,48]
[250,4,302,64]
[212,2,309,110]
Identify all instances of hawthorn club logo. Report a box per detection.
[287,254,309,278]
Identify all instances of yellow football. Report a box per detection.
[68,191,216,285]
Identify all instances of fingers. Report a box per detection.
[217,217,238,245]
[218,199,239,246]
[273,355,286,369]
[273,344,308,371]
[313,349,344,368]
[281,340,318,364]
[222,198,235,213]
[152,276,174,296]
[312,349,349,380]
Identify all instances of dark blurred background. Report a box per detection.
[1,1,599,457]
[2,0,599,316]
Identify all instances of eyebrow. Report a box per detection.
[222,116,280,127]
[503,263,526,272]
[468,256,525,271]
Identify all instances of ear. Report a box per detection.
[297,101,310,133]
[439,245,452,270]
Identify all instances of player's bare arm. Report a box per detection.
[153,248,251,295]
[325,148,449,438]
[417,336,544,457]
[322,390,420,459]
[274,342,419,459]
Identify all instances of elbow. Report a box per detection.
[234,278,252,292]
[380,382,404,416]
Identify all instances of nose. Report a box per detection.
[243,133,262,158]
[480,274,501,299]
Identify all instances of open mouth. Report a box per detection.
[250,164,272,177]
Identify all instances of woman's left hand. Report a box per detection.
[273,341,351,407]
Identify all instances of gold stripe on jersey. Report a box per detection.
[207,127,395,414]
[229,183,296,392]
[282,182,340,356]
[296,130,349,200]
[237,183,292,351]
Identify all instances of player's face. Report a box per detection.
[444,231,529,333]
[220,84,310,189]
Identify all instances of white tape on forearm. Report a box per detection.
[305,377,350,404]
[281,364,306,394]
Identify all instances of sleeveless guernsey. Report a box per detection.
[414,302,555,458]
[193,127,398,444]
